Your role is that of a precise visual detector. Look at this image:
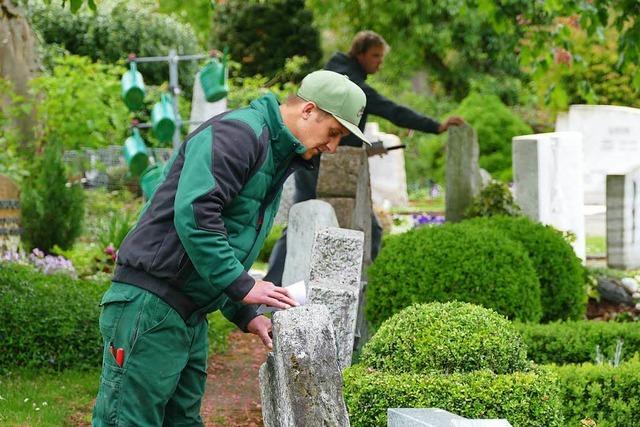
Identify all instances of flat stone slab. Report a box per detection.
[388,408,512,427]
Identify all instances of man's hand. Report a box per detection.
[247,315,273,349]
[437,116,465,133]
[242,279,299,309]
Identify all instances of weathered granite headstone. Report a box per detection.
[445,124,482,223]
[556,105,640,205]
[281,200,339,286]
[365,122,409,208]
[0,174,21,252]
[316,146,372,266]
[307,227,364,369]
[513,132,586,261]
[274,174,296,225]
[188,71,227,133]
[387,408,512,427]
[259,305,350,427]
[606,167,640,269]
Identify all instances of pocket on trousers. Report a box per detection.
[93,359,125,425]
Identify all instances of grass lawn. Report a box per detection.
[586,235,606,256]
[0,368,99,426]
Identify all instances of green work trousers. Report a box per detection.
[92,282,209,427]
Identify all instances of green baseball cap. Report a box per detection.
[297,70,370,145]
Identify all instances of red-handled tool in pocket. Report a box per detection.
[116,348,124,367]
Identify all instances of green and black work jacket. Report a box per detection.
[113,93,310,330]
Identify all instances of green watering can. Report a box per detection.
[151,93,177,142]
[122,128,149,177]
[140,163,164,200]
[199,49,228,102]
[121,62,146,111]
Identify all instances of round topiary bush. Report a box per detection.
[366,222,542,328]
[464,216,586,322]
[361,302,530,375]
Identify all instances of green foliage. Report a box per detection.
[515,321,640,365]
[156,0,214,47]
[343,365,563,427]
[450,92,532,182]
[207,311,236,355]
[21,140,85,253]
[29,55,129,151]
[361,302,530,375]
[0,78,30,181]
[0,263,108,371]
[28,2,202,93]
[465,181,522,218]
[464,216,587,322]
[96,211,135,250]
[257,224,284,264]
[211,0,322,81]
[367,222,542,329]
[552,357,640,426]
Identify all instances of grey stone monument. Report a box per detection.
[512,131,586,261]
[388,408,512,427]
[445,124,482,223]
[274,175,296,225]
[188,71,227,133]
[281,200,339,286]
[259,305,350,427]
[307,227,364,369]
[606,167,640,269]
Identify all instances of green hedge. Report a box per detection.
[465,216,587,322]
[343,365,563,427]
[366,222,542,329]
[553,357,640,426]
[515,320,640,365]
[0,263,108,371]
[360,302,529,375]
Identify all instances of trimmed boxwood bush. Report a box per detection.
[343,365,563,427]
[366,222,542,329]
[516,320,640,365]
[361,302,529,375]
[0,263,108,371]
[465,216,587,322]
[552,357,640,426]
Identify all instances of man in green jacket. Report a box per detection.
[92,70,368,426]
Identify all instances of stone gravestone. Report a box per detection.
[0,174,21,253]
[445,124,482,223]
[188,71,227,133]
[274,174,296,225]
[307,227,364,369]
[281,200,339,286]
[316,146,372,267]
[365,122,409,208]
[556,105,640,205]
[388,408,512,427]
[606,167,640,269]
[512,132,586,261]
[259,305,350,427]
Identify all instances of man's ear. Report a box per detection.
[301,101,316,119]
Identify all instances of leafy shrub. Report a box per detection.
[464,181,522,218]
[361,302,529,375]
[257,224,284,263]
[0,263,108,371]
[552,357,640,426]
[515,321,640,365]
[29,55,129,150]
[465,216,587,322]
[211,0,321,81]
[207,311,236,355]
[343,365,563,427]
[366,222,542,329]
[27,2,202,94]
[21,141,85,253]
[0,78,29,181]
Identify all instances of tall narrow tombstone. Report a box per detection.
[281,200,339,286]
[259,305,350,427]
[555,104,640,205]
[512,132,586,261]
[606,167,640,269]
[445,124,482,223]
[316,146,372,266]
[0,174,21,252]
[307,227,364,369]
[188,71,227,133]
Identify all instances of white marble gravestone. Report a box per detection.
[189,71,227,133]
[556,105,640,205]
[388,408,512,427]
[365,122,409,209]
[606,167,640,269]
[512,132,585,261]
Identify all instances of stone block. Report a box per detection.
[387,408,511,427]
[607,167,640,269]
[308,227,364,292]
[188,71,227,133]
[445,124,482,223]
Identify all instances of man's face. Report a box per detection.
[356,44,385,75]
[296,107,350,160]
